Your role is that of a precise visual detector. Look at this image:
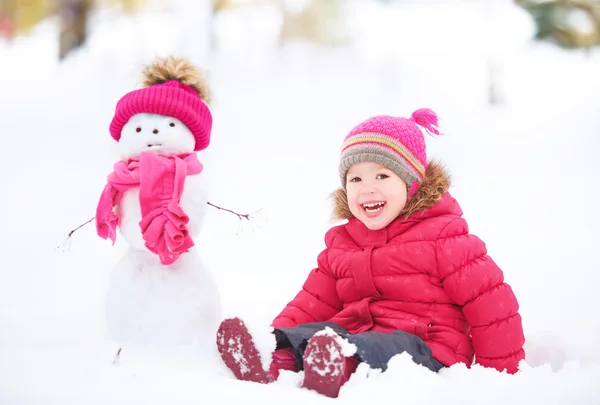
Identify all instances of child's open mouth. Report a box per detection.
[362,201,386,216]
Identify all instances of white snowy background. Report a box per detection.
[1,0,599,404]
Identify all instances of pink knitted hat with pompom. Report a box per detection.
[339,108,441,197]
[109,80,212,152]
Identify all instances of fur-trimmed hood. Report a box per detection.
[330,160,451,222]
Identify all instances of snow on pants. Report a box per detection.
[273,322,445,372]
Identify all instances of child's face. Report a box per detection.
[346,162,408,230]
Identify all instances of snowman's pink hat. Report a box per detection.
[109,79,212,151]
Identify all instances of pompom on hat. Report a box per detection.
[339,108,442,198]
[109,56,213,152]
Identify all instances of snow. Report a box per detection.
[313,327,358,359]
[242,322,277,373]
[1,0,600,404]
[565,8,597,37]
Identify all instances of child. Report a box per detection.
[216,109,525,398]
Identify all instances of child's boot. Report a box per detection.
[269,347,298,379]
[216,317,274,384]
[301,328,359,398]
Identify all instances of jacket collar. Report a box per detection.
[343,193,462,248]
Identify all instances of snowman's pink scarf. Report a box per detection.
[96,151,203,265]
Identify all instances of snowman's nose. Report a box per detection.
[152,129,159,134]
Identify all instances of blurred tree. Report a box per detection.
[212,0,269,11]
[210,0,349,48]
[58,0,92,60]
[516,0,600,48]
[120,0,137,13]
[485,0,505,106]
[0,0,148,56]
[103,0,144,13]
[210,0,271,49]
[0,10,14,40]
[57,0,143,59]
[0,0,15,40]
[278,0,348,47]
[0,0,51,35]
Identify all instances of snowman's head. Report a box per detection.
[109,56,213,159]
[118,113,195,159]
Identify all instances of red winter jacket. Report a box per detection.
[272,177,525,374]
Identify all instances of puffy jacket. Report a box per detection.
[272,163,525,373]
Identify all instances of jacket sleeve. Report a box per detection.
[271,248,343,328]
[436,217,525,374]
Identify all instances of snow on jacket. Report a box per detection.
[271,162,525,374]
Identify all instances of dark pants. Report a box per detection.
[274,322,445,372]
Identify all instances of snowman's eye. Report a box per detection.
[169,122,175,127]
[136,127,141,133]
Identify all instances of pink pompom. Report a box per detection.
[410,108,441,136]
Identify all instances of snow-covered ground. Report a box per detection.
[1,1,599,404]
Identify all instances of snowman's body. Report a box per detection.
[104,112,222,347]
[116,171,207,253]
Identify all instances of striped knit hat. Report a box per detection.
[339,108,441,196]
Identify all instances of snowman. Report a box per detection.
[95,56,222,348]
